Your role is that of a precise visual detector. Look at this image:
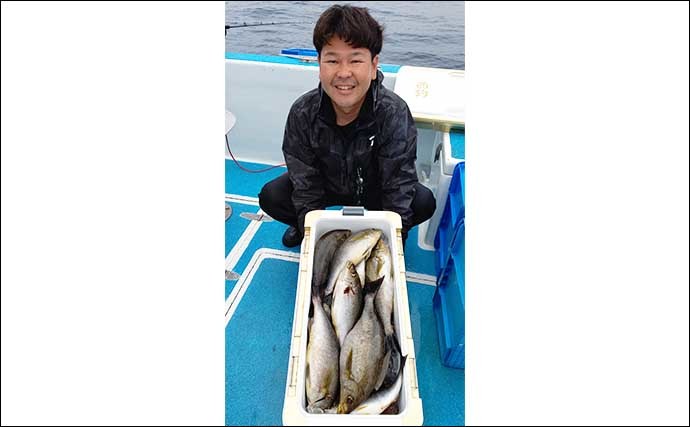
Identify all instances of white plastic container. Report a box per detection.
[423,131,465,248]
[282,208,424,425]
[393,65,465,127]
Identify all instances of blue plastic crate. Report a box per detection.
[448,162,465,226]
[433,220,465,369]
[439,220,465,302]
[434,162,465,274]
[434,201,453,274]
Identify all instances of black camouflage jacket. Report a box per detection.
[282,69,418,234]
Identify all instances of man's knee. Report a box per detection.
[258,183,272,213]
[259,174,290,212]
[414,184,436,223]
[258,181,273,206]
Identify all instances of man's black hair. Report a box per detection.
[313,4,384,57]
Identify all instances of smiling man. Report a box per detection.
[259,4,436,248]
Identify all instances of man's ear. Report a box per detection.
[372,55,379,80]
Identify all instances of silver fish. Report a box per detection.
[337,278,386,414]
[331,262,363,347]
[366,237,401,389]
[366,238,395,337]
[324,229,382,298]
[305,294,339,413]
[312,230,351,296]
[351,355,408,415]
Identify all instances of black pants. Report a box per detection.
[258,173,436,241]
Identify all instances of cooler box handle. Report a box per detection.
[342,206,365,216]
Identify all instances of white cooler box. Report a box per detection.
[393,65,465,128]
[282,208,424,425]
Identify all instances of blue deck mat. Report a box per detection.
[404,225,436,277]
[225,201,254,257]
[407,282,465,425]
[225,261,465,426]
[225,214,301,299]
[226,258,298,426]
[225,159,287,198]
[225,201,257,299]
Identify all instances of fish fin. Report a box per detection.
[307,395,327,414]
[345,348,353,379]
[323,292,333,308]
[305,363,310,389]
[345,261,358,281]
[363,276,384,296]
[383,352,408,391]
[324,369,334,393]
[391,330,403,356]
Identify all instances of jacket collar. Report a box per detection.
[317,69,384,128]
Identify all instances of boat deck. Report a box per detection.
[225,159,464,425]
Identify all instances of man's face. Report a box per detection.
[318,36,379,120]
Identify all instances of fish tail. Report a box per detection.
[399,353,408,373]
[363,276,384,295]
[389,331,402,357]
[381,332,405,389]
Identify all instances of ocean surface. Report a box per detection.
[225,1,465,70]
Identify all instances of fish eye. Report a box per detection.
[347,396,353,404]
